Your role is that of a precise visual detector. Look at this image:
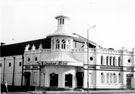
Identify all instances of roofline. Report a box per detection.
[72,33,97,45]
[0,37,47,47]
[55,15,70,20]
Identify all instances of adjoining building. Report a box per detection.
[0,15,135,90]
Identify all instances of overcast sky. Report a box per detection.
[0,0,135,50]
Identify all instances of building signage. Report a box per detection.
[127,74,133,77]
[23,65,40,70]
[38,61,68,65]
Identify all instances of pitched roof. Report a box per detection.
[0,37,51,57]
[72,33,97,48]
[0,33,99,57]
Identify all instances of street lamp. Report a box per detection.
[87,25,96,94]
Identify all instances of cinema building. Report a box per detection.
[0,15,135,90]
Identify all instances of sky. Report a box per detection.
[0,0,135,50]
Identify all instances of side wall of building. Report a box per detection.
[0,55,23,86]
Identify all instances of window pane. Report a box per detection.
[9,63,11,67]
[101,56,103,65]
[19,62,21,66]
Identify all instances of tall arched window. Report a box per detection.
[56,39,60,49]
[118,57,121,66]
[101,56,103,65]
[62,18,64,24]
[61,39,66,49]
[101,73,105,83]
[110,73,112,83]
[107,73,109,83]
[113,57,115,66]
[60,18,62,24]
[52,39,54,49]
[110,56,112,66]
[67,40,70,49]
[119,73,121,83]
[106,56,109,65]
[113,73,117,83]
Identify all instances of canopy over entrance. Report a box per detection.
[38,52,83,66]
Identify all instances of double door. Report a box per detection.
[50,73,58,87]
[127,77,132,89]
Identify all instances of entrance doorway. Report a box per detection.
[127,77,132,89]
[65,74,72,87]
[126,74,133,89]
[76,72,83,88]
[24,72,31,86]
[50,73,58,87]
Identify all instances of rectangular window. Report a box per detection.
[19,62,22,67]
[9,63,11,67]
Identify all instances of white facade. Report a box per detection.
[0,15,135,90]
[0,55,23,86]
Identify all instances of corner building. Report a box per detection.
[0,15,135,90]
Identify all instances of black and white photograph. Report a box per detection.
[0,0,135,94]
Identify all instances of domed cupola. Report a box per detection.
[49,15,73,51]
[48,15,73,37]
[54,15,69,35]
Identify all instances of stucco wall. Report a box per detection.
[40,66,76,88]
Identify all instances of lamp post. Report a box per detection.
[87,25,96,94]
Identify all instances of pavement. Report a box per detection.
[27,90,135,94]
[2,90,135,94]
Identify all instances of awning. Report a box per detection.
[39,52,83,67]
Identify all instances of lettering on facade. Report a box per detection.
[127,74,133,77]
[23,65,40,70]
[38,61,68,65]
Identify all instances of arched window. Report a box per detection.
[52,39,54,49]
[67,40,70,49]
[113,57,115,66]
[101,73,105,83]
[119,73,121,83]
[62,18,64,24]
[101,56,103,65]
[110,56,112,66]
[60,18,62,24]
[107,73,109,83]
[110,73,112,83]
[60,18,64,24]
[106,56,109,65]
[118,57,121,66]
[113,73,117,83]
[56,39,60,49]
[61,39,66,49]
